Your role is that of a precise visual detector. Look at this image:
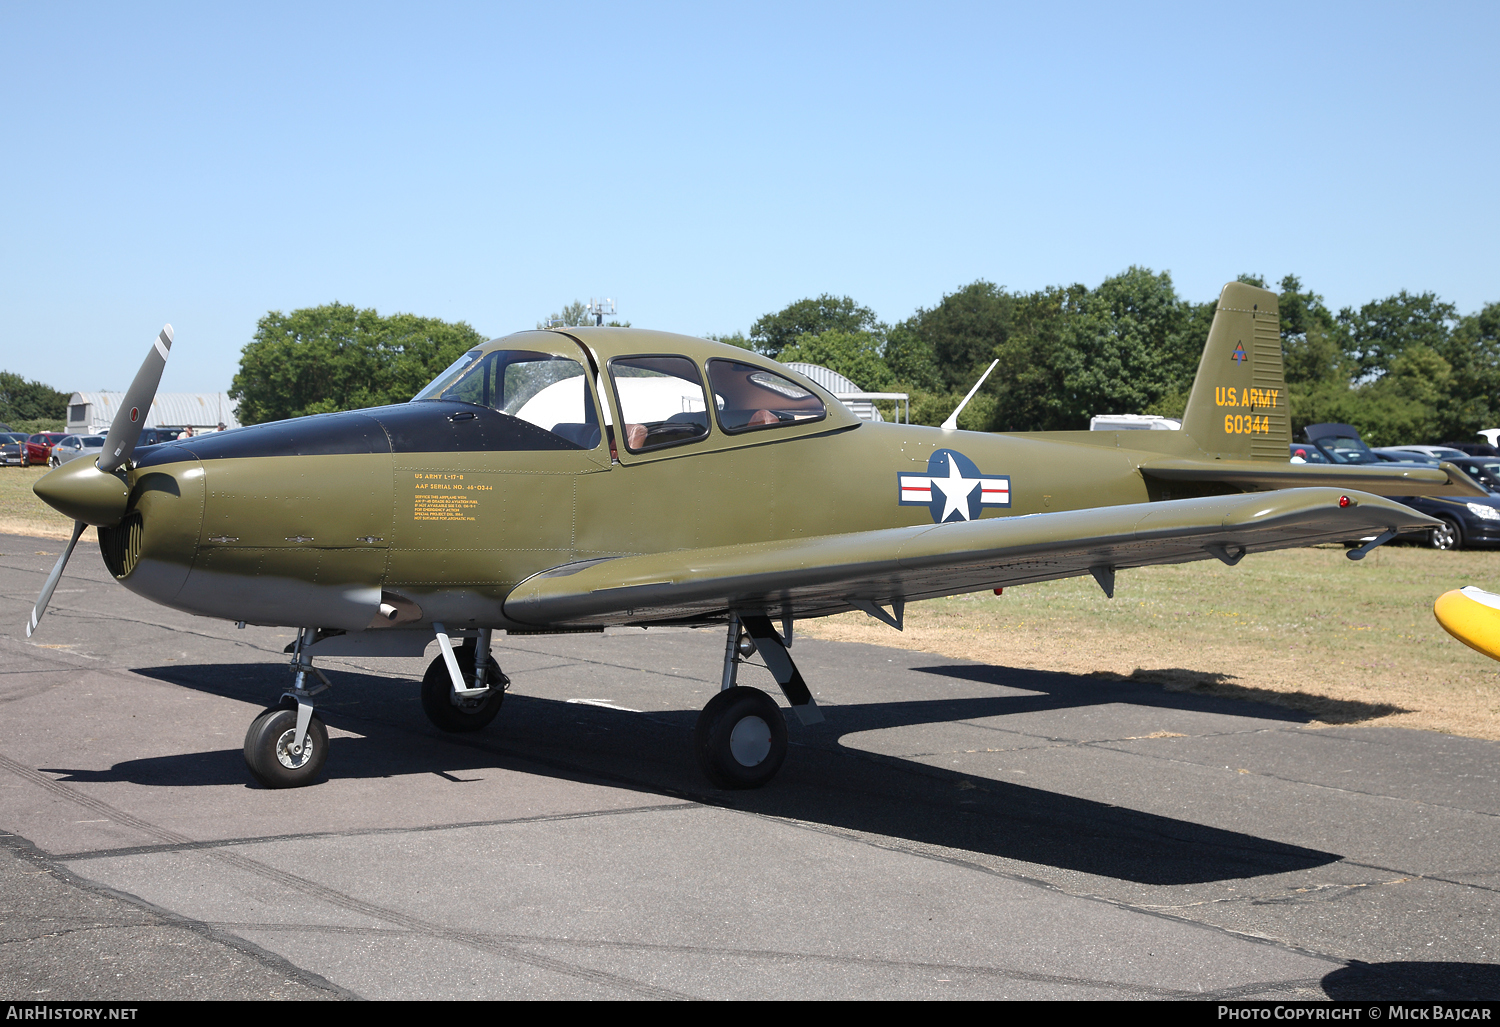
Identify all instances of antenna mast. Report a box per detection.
[588,298,617,327]
[941,360,998,431]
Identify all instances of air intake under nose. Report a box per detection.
[100,512,144,578]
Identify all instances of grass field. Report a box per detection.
[7,463,1499,738]
[0,466,91,541]
[803,542,1500,739]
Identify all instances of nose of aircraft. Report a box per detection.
[32,459,131,526]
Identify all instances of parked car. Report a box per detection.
[1302,423,1386,464]
[1375,445,1467,462]
[1388,457,1500,550]
[22,432,68,467]
[1442,442,1500,458]
[1288,443,1330,463]
[1397,492,1500,551]
[134,427,177,448]
[48,434,106,467]
[0,432,27,466]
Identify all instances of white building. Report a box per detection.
[1088,413,1181,431]
[67,393,241,436]
[781,363,909,424]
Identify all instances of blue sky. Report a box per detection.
[2,1,1496,394]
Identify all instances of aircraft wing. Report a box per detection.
[504,488,1437,628]
[1138,458,1488,497]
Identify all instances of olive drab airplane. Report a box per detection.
[28,282,1464,790]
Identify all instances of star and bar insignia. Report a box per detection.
[897,448,1010,524]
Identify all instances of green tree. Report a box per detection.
[986,283,1091,431]
[984,268,1193,431]
[0,372,68,425]
[1337,291,1457,380]
[777,330,896,392]
[1439,302,1500,442]
[750,295,880,358]
[537,300,592,329]
[230,303,487,424]
[903,281,1014,391]
[1066,266,1192,415]
[882,323,943,393]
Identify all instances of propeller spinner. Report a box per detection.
[26,325,173,637]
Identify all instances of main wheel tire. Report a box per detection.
[1430,517,1462,551]
[243,706,328,788]
[420,650,505,732]
[693,686,788,789]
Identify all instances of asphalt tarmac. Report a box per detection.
[1,529,1498,1000]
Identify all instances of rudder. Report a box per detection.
[1179,281,1290,461]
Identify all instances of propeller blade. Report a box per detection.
[98,324,173,474]
[26,520,87,638]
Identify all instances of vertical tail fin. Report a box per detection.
[1180,281,1290,461]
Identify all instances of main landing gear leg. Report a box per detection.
[420,623,507,733]
[694,614,821,790]
[244,626,331,789]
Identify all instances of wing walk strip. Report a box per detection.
[0,751,691,1000]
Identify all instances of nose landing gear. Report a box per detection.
[244,626,331,789]
[244,703,328,788]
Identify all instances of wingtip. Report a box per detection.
[160,324,174,345]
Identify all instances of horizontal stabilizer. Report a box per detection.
[1139,458,1488,497]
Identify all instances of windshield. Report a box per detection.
[411,340,600,447]
[1458,460,1500,494]
[1315,434,1380,464]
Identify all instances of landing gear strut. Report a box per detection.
[420,625,508,733]
[244,626,330,789]
[694,614,821,789]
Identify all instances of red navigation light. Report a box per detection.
[130,407,139,422]
[1338,495,1351,508]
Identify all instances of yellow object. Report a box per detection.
[1434,587,1500,662]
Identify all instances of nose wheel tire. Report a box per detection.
[1430,517,1462,551]
[694,686,788,789]
[420,651,505,733]
[244,706,328,788]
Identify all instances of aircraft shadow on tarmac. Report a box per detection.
[1322,961,1500,1001]
[902,661,1405,725]
[45,661,1344,887]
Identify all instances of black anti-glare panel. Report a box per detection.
[133,403,578,467]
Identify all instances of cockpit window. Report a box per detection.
[707,360,826,434]
[411,347,600,449]
[607,356,710,453]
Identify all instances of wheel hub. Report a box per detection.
[274,728,315,769]
[729,715,772,767]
